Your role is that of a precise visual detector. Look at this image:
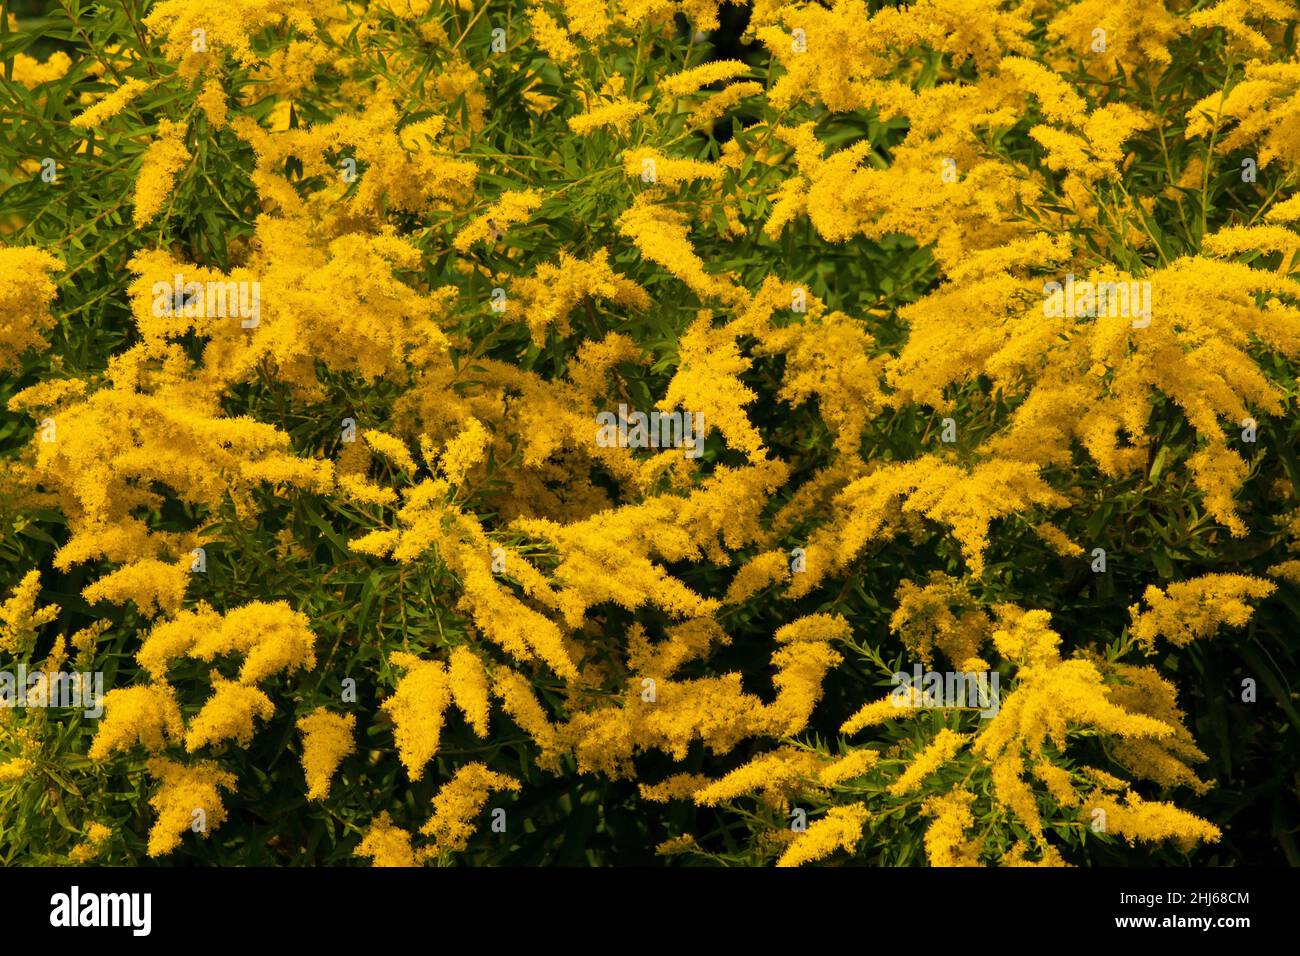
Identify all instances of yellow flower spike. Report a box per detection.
[888,728,968,796]
[777,803,870,867]
[453,190,543,253]
[0,248,63,372]
[922,789,982,867]
[89,683,185,761]
[356,811,419,867]
[144,758,236,857]
[0,570,60,657]
[691,747,823,807]
[1129,574,1276,649]
[1087,791,1221,852]
[382,653,451,782]
[363,431,419,475]
[184,676,275,751]
[297,709,356,800]
[69,821,114,863]
[71,79,151,129]
[0,759,34,782]
[447,647,491,738]
[419,763,520,853]
[990,752,1043,838]
[133,119,191,227]
[819,749,880,786]
[567,98,648,137]
[528,8,580,67]
[187,601,317,685]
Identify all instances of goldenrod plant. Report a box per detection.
[1,0,1299,867]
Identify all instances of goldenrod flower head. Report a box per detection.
[1129,574,1276,649]
[777,803,870,867]
[382,653,450,781]
[661,60,751,98]
[568,97,648,137]
[71,78,151,129]
[145,757,237,857]
[888,728,968,796]
[692,747,823,807]
[447,648,491,738]
[69,822,114,863]
[9,50,72,89]
[0,758,34,782]
[89,683,185,761]
[356,811,418,867]
[188,601,318,684]
[420,762,520,853]
[1088,791,1221,852]
[0,570,60,658]
[0,248,63,372]
[922,788,981,866]
[133,120,191,227]
[453,190,543,253]
[297,709,356,800]
[529,8,580,66]
[184,677,275,751]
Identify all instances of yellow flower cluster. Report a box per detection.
[297,710,356,801]
[2,0,1295,870]
[145,758,236,857]
[0,248,63,372]
[1130,574,1276,648]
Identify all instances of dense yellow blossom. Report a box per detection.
[89,684,185,761]
[133,120,191,226]
[841,687,925,736]
[1088,792,1222,852]
[0,571,60,658]
[188,602,317,684]
[567,98,648,136]
[297,710,356,800]
[511,249,649,345]
[819,749,880,786]
[529,8,580,66]
[71,79,151,128]
[618,199,742,304]
[692,747,823,806]
[69,823,113,863]
[453,190,544,252]
[1129,575,1277,649]
[10,50,72,88]
[922,789,981,867]
[383,653,451,781]
[777,803,870,867]
[184,678,275,751]
[447,648,491,738]
[889,574,990,668]
[2,0,1290,872]
[0,759,34,782]
[661,60,752,98]
[145,758,237,857]
[888,729,968,796]
[0,248,63,372]
[437,419,493,486]
[420,763,520,853]
[991,753,1043,838]
[356,812,418,867]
